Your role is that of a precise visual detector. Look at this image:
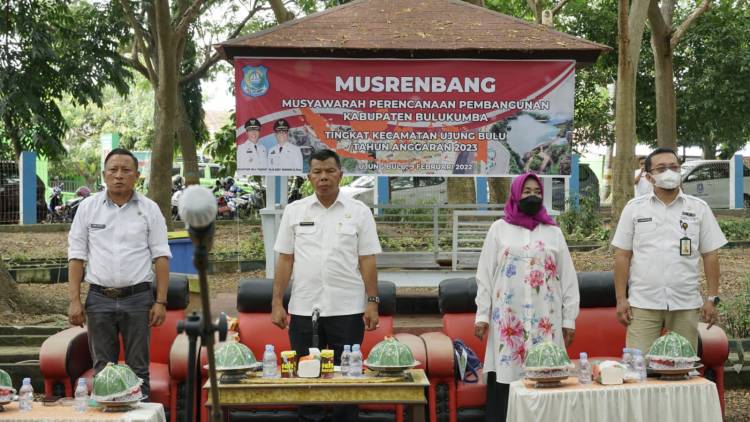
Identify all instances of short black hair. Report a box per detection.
[308,149,341,169]
[104,148,139,171]
[645,147,680,172]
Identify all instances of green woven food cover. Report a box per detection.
[365,337,415,366]
[524,341,572,370]
[647,331,698,360]
[215,341,257,369]
[92,363,143,401]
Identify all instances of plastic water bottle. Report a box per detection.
[340,345,352,376]
[349,344,363,377]
[578,352,592,384]
[622,348,633,372]
[74,378,88,413]
[262,344,278,378]
[18,378,33,412]
[632,349,646,382]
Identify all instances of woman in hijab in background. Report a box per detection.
[474,172,580,422]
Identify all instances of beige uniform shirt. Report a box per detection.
[274,192,382,316]
[68,191,171,288]
[611,191,727,310]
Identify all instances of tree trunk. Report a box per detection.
[149,2,178,229]
[650,10,678,150]
[0,267,18,314]
[176,98,200,186]
[447,178,475,205]
[612,0,651,222]
[488,177,510,204]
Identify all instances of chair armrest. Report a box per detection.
[168,333,195,382]
[394,333,427,370]
[698,322,729,368]
[420,331,455,379]
[39,326,91,381]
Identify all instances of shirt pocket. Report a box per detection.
[633,219,656,239]
[336,224,358,249]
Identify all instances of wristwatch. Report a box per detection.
[707,296,720,305]
[367,296,380,304]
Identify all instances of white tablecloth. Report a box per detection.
[508,377,722,422]
[0,401,165,422]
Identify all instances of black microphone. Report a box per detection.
[312,304,321,349]
[178,185,217,252]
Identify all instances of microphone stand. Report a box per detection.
[177,223,227,422]
[311,308,320,349]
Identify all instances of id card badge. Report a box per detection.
[680,237,692,256]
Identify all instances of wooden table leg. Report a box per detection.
[409,403,426,422]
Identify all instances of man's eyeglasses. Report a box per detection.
[650,165,681,174]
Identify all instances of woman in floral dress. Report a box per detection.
[474,173,580,422]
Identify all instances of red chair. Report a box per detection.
[202,277,425,421]
[39,274,190,422]
[421,272,730,421]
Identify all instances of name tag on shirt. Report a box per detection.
[636,218,652,223]
[89,224,106,229]
[299,221,315,226]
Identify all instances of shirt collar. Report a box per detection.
[648,189,686,207]
[311,191,345,209]
[103,190,140,206]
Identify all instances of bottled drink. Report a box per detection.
[18,377,33,412]
[578,352,592,384]
[349,344,363,377]
[632,349,646,382]
[262,344,278,378]
[74,378,88,413]
[340,345,352,377]
[622,348,633,372]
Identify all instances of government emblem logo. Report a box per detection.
[241,65,269,97]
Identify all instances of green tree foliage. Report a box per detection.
[674,0,750,158]
[0,0,131,161]
[52,75,156,185]
[203,112,237,177]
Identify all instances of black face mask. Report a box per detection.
[518,195,543,216]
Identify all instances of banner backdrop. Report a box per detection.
[235,58,574,177]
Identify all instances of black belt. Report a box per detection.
[89,282,151,299]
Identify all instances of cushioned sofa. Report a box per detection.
[420,272,730,422]
[39,274,190,422]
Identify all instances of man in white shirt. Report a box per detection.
[268,118,303,173]
[67,148,171,398]
[237,117,267,173]
[634,155,653,197]
[272,149,381,421]
[612,147,726,353]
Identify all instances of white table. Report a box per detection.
[0,401,165,422]
[508,377,722,422]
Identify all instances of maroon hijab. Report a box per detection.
[503,173,557,231]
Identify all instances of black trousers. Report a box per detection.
[289,313,364,422]
[485,372,509,422]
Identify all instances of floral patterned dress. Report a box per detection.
[475,219,580,384]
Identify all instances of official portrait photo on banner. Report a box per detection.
[234,58,575,177]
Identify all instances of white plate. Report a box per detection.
[364,361,420,372]
[96,395,147,408]
[204,362,262,372]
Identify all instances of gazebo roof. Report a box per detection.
[216,0,609,63]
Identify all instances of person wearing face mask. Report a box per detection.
[611,147,727,355]
[474,173,579,422]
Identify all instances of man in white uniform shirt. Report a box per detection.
[272,149,381,421]
[268,118,303,173]
[612,147,726,353]
[67,148,171,398]
[237,117,267,173]
[634,155,653,197]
